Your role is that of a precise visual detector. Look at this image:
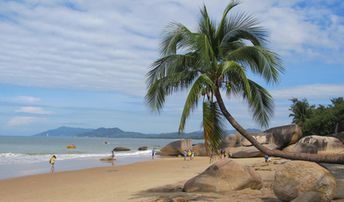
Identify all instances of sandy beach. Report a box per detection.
[0,157,343,202]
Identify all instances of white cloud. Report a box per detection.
[271,84,344,100]
[15,106,52,115]
[0,0,342,96]
[15,96,40,103]
[7,116,36,127]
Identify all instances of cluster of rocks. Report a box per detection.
[112,146,149,152]
[181,159,336,202]
[156,124,342,201]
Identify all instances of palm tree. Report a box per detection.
[145,1,344,163]
[289,98,313,127]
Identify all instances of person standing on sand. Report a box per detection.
[183,150,187,161]
[49,155,57,173]
[112,150,116,160]
[152,148,156,159]
[187,149,192,160]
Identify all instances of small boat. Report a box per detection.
[67,144,76,149]
[104,141,109,144]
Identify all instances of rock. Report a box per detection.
[265,124,302,149]
[138,146,148,151]
[284,135,344,154]
[299,135,344,153]
[229,146,264,158]
[240,133,269,147]
[283,143,318,154]
[113,147,130,152]
[291,191,323,202]
[192,143,208,156]
[273,161,336,202]
[183,159,262,193]
[99,156,113,161]
[224,134,241,147]
[229,144,277,158]
[160,139,192,156]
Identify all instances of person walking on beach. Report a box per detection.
[187,149,192,160]
[49,155,57,174]
[111,150,116,160]
[183,150,187,161]
[152,148,156,159]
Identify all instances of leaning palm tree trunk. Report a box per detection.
[214,88,344,164]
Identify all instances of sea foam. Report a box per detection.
[0,150,152,165]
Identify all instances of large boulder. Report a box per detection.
[265,124,302,149]
[160,139,192,156]
[240,133,269,147]
[192,143,208,156]
[299,135,344,153]
[273,161,336,202]
[224,134,241,147]
[183,159,262,193]
[229,144,277,158]
[284,135,344,154]
[229,146,264,158]
[113,147,130,151]
[283,143,318,154]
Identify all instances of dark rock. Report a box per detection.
[138,146,148,151]
[113,147,130,152]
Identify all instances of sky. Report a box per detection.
[0,0,343,135]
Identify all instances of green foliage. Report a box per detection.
[289,97,344,136]
[202,101,226,154]
[146,1,282,152]
[289,98,314,127]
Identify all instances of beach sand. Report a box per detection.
[0,157,343,202]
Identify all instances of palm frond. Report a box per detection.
[226,46,283,83]
[221,61,251,99]
[221,12,267,46]
[216,1,240,41]
[244,80,274,127]
[179,74,215,132]
[146,71,196,112]
[203,101,225,154]
[160,23,197,56]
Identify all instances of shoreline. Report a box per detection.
[0,154,153,181]
[1,157,343,201]
[0,157,212,202]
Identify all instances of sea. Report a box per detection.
[0,136,203,180]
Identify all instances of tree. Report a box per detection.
[146,1,344,163]
[289,98,314,127]
[290,97,344,136]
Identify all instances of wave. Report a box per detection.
[0,150,152,165]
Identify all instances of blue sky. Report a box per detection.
[0,0,343,135]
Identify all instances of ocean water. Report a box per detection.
[0,136,203,180]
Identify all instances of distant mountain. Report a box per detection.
[34,126,93,137]
[77,127,144,138]
[34,126,261,139]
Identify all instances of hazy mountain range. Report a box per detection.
[33,126,260,139]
